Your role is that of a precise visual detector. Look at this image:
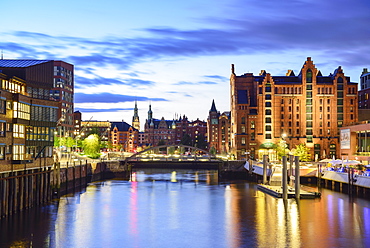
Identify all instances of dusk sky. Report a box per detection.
[2,0,369,129]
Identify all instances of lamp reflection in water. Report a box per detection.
[255,196,301,248]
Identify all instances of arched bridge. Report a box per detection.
[122,145,222,170]
[124,144,219,162]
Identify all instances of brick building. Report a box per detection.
[0,72,58,171]
[207,100,231,154]
[230,57,358,160]
[0,60,74,137]
[143,105,207,149]
[110,121,138,152]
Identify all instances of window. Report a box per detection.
[265,117,271,123]
[265,134,272,139]
[265,94,271,100]
[13,102,30,120]
[265,102,271,107]
[0,100,5,114]
[265,109,271,115]
[251,132,255,140]
[306,70,312,83]
[13,145,25,160]
[265,125,271,131]
[0,146,4,160]
[241,117,245,124]
[251,121,255,129]
[241,137,246,145]
[13,124,25,138]
[241,126,246,133]
[0,122,5,137]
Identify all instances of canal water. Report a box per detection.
[1,168,370,248]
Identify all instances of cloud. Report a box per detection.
[204,75,228,81]
[75,92,167,103]
[174,81,217,86]
[74,108,131,113]
[75,75,156,87]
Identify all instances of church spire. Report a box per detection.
[148,104,153,121]
[210,99,217,112]
[132,100,140,130]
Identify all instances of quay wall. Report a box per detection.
[0,160,124,218]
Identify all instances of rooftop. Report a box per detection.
[0,59,52,68]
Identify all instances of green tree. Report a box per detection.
[65,137,75,149]
[107,141,113,151]
[180,134,192,146]
[167,146,175,155]
[157,140,166,151]
[209,146,216,155]
[194,134,207,150]
[292,143,311,161]
[82,134,100,158]
[276,139,289,160]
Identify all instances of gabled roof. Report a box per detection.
[0,59,52,68]
[111,121,137,131]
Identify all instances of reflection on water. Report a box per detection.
[1,169,370,248]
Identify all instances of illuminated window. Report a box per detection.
[13,124,25,138]
[13,102,30,120]
[0,146,4,160]
[241,137,246,145]
[13,145,25,160]
[0,122,5,137]
[241,126,246,133]
[250,121,255,129]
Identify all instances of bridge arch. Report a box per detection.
[125,144,217,162]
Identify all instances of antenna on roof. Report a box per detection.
[1,50,3,60]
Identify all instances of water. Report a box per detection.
[1,168,370,248]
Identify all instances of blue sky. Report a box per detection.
[2,0,370,129]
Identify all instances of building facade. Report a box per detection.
[207,100,231,154]
[143,105,207,149]
[0,72,58,171]
[0,60,74,137]
[230,57,358,160]
[358,68,370,110]
[109,121,138,152]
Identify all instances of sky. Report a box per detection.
[1,0,370,130]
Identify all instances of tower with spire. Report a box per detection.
[132,100,140,131]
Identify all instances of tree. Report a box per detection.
[194,134,207,150]
[167,146,175,155]
[209,146,216,155]
[180,134,192,146]
[82,134,100,158]
[276,139,289,161]
[292,143,311,161]
[157,140,166,151]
